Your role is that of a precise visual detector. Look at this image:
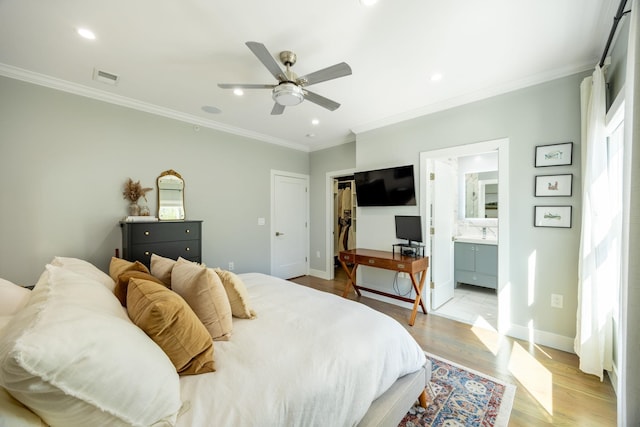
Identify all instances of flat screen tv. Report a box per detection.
[395,215,423,245]
[354,165,416,206]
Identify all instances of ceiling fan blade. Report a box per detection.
[297,62,352,86]
[246,41,286,82]
[302,90,340,111]
[271,103,285,115]
[217,83,275,89]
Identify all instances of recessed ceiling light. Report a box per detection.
[430,73,443,82]
[233,88,244,96]
[359,0,378,6]
[311,119,319,125]
[77,28,96,40]
[201,105,222,114]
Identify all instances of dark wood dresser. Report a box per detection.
[120,220,202,268]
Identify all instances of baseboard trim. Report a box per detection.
[503,324,575,353]
[309,268,331,280]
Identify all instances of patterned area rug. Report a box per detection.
[400,352,516,427]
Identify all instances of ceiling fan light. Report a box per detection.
[272,83,304,106]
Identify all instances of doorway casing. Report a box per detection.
[420,138,510,333]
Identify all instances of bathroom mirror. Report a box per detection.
[157,169,185,220]
[464,171,498,219]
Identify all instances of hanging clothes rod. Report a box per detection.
[599,0,631,67]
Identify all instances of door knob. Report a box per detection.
[275,232,285,236]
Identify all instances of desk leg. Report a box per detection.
[340,260,361,297]
[408,271,427,326]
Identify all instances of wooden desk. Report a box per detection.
[339,249,429,326]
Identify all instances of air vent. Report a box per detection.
[93,68,119,85]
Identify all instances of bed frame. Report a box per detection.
[358,362,430,427]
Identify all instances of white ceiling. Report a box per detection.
[0,0,618,151]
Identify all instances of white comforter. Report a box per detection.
[177,273,426,427]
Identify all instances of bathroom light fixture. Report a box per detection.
[233,88,244,96]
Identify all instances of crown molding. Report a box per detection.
[0,63,310,153]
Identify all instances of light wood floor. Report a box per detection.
[290,272,617,426]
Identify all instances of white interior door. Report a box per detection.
[431,159,456,309]
[271,172,309,279]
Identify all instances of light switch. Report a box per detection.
[258,217,265,226]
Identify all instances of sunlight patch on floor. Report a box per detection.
[508,341,554,415]
[471,316,501,355]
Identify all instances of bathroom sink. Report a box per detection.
[454,236,498,245]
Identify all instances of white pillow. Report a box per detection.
[0,265,182,427]
[0,388,46,427]
[50,256,116,291]
[0,278,31,316]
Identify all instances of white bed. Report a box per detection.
[0,259,428,427]
[177,273,428,427]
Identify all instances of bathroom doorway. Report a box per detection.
[420,138,509,332]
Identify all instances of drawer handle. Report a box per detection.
[144,231,150,236]
[144,251,150,256]
[344,256,350,260]
[368,259,375,264]
[185,247,190,251]
[398,263,405,269]
[185,229,190,234]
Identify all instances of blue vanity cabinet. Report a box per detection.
[454,242,498,289]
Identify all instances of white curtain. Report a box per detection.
[574,65,619,381]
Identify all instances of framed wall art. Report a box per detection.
[534,205,572,228]
[535,142,573,167]
[535,174,573,197]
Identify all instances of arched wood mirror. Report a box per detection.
[157,170,185,220]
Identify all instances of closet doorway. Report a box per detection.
[333,176,357,278]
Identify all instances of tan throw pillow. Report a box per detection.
[114,271,165,306]
[108,257,149,282]
[172,259,233,341]
[150,253,176,287]
[214,268,257,319]
[126,278,215,376]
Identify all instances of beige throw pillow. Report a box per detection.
[172,258,233,341]
[126,278,215,376]
[214,268,257,319]
[150,253,177,287]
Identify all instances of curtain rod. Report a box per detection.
[599,0,631,67]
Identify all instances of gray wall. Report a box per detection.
[354,72,588,343]
[308,142,356,273]
[0,76,308,285]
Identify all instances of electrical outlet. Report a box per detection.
[316,251,321,258]
[551,294,563,308]
[228,261,234,271]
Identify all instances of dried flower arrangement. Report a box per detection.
[122,178,153,203]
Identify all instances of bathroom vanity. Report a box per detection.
[454,238,498,290]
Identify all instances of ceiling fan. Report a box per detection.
[218,41,352,115]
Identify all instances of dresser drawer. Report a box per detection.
[130,241,201,265]
[126,221,200,243]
